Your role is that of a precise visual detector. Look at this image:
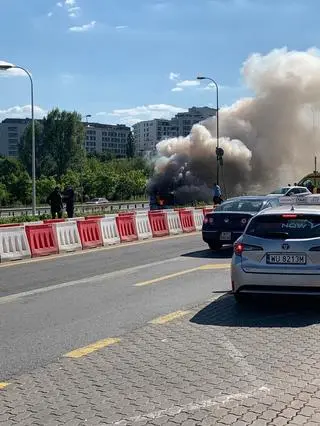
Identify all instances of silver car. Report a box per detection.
[231,204,320,302]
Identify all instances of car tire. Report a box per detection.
[208,241,223,251]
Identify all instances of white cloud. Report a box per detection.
[116,25,128,30]
[56,2,63,7]
[0,61,27,77]
[176,79,200,88]
[105,104,187,126]
[0,105,46,120]
[171,87,183,92]
[69,20,96,32]
[169,72,180,81]
[47,11,53,17]
[65,0,76,5]
[68,6,81,17]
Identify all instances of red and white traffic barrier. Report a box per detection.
[0,225,31,262]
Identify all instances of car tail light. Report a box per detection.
[234,243,245,256]
[234,243,263,256]
[282,214,298,218]
[203,216,214,225]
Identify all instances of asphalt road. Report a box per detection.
[0,234,231,380]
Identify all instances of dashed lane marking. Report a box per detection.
[150,310,191,325]
[0,232,198,269]
[64,337,121,358]
[0,382,10,390]
[134,263,230,287]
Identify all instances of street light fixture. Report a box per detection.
[197,75,222,186]
[0,62,36,215]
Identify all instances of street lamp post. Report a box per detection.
[0,63,36,215]
[197,76,221,186]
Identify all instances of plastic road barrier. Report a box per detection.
[53,221,82,253]
[166,210,183,235]
[25,224,59,257]
[193,209,204,231]
[178,209,196,233]
[116,214,138,242]
[43,219,65,223]
[77,219,103,249]
[0,223,21,227]
[203,206,214,216]
[85,215,104,220]
[22,221,44,226]
[135,212,152,240]
[0,225,31,262]
[100,215,120,246]
[148,211,169,237]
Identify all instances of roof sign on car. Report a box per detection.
[279,195,320,205]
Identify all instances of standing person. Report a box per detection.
[47,187,63,219]
[213,183,222,205]
[64,185,75,218]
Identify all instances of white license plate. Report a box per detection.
[220,232,231,241]
[267,253,306,265]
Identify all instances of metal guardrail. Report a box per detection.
[0,201,149,217]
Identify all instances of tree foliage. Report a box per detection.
[19,108,85,178]
[0,108,152,207]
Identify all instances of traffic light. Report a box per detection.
[216,147,224,166]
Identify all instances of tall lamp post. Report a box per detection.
[197,76,222,186]
[0,63,36,215]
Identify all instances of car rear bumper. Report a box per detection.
[232,262,320,294]
[202,230,243,244]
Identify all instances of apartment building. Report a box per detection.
[84,122,131,157]
[0,118,31,157]
[133,106,216,156]
[133,119,176,156]
[0,119,131,158]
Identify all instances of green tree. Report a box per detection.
[0,158,32,205]
[36,176,57,204]
[19,121,44,177]
[42,108,86,178]
[126,131,135,158]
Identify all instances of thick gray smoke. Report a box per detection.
[150,48,320,202]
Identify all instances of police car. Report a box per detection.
[231,194,320,302]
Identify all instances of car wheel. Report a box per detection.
[208,241,223,251]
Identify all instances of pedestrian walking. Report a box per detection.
[47,187,63,219]
[63,185,75,218]
[213,183,222,205]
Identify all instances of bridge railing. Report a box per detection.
[0,201,149,217]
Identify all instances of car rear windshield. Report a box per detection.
[215,200,264,212]
[270,188,288,195]
[246,214,320,239]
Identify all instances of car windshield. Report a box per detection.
[246,214,320,239]
[270,188,288,194]
[91,198,99,202]
[215,200,264,212]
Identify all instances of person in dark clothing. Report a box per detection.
[47,187,63,219]
[63,186,75,218]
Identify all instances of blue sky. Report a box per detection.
[0,0,319,126]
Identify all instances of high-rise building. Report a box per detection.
[0,118,31,157]
[84,122,131,157]
[0,119,132,158]
[133,106,216,156]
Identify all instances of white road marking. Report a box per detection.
[0,256,191,305]
[114,386,270,424]
[218,332,256,378]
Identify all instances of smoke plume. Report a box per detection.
[150,48,320,202]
